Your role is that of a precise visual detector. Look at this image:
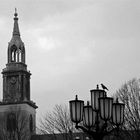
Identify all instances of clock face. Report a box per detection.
[10,77,16,84]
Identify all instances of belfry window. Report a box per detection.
[18,49,21,62]
[11,46,22,62]
[11,46,16,62]
[12,50,16,62]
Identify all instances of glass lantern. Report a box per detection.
[99,97,113,121]
[69,95,84,124]
[83,101,96,128]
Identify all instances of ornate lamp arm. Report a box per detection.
[75,124,105,140]
[102,124,120,138]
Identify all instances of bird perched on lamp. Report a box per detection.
[101,83,108,91]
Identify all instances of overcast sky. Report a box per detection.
[0,0,140,122]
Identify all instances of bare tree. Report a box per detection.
[115,78,140,140]
[39,104,77,140]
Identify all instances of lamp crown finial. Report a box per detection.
[75,95,78,100]
[96,84,99,89]
[116,98,119,103]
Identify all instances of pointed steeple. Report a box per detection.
[13,8,20,36]
[8,9,25,64]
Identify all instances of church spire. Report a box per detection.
[13,8,20,36]
[7,9,25,64]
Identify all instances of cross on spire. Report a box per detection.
[14,8,18,18]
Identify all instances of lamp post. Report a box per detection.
[69,85,125,140]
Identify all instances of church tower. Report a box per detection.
[0,10,37,140]
[3,10,30,102]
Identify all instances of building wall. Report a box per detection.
[0,103,36,140]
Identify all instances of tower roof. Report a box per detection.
[9,8,23,45]
[13,8,20,36]
[8,9,24,51]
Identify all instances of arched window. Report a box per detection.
[15,48,22,62]
[12,50,16,62]
[11,45,17,62]
[7,113,17,132]
[29,115,33,132]
[18,49,21,62]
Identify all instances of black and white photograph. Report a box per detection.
[0,0,139,140]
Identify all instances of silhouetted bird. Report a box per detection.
[101,84,108,91]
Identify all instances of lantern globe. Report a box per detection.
[90,89,106,111]
[99,97,113,121]
[112,102,125,125]
[69,95,84,124]
[83,102,96,128]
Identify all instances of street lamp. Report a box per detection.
[69,85,125,140]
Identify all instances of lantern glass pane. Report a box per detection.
[99,99,104,119]
[83,108,89,126]
[108,99,113,118]
[116,105,121,123]
[71,102,76,121]
[105,99,109,118]
[76,102,81,122]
